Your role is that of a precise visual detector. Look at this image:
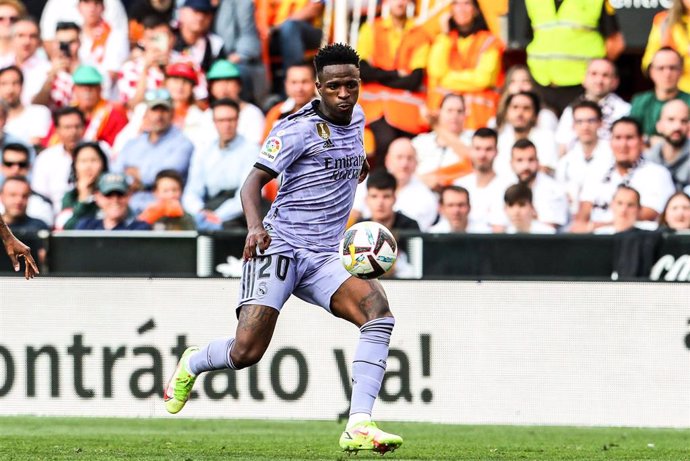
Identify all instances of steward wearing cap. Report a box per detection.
[74,172,152,230]
[205,59,265,145]
[44,65,129,148]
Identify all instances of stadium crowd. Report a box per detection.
[1,0,690,267]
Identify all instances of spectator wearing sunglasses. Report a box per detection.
[74,172,151,230]
[0,143,53,227]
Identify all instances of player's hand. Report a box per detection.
[4,236,39,279]
[243,226,271,261]
[358,158,370,183]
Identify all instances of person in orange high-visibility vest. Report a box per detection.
[427,0,503,131]
[358,0,430,164]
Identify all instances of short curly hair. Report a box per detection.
[313,43,359,75]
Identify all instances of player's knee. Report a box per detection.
[359,288,392,323]
[230,342,267,369]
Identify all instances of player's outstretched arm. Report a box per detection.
[0,215,39,279]
[240,167,275,260]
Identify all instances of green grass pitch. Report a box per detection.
[1,417,689,460]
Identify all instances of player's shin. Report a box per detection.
[348,316,395,427]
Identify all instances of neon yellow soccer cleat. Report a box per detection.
[339,421,403,454]
[163,346,200,414]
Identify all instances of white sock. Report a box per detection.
[347,412,371,429]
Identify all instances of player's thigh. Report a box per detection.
[293,251,350,313]
[330,276,392,328]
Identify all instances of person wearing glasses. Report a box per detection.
[630,47,690,141]
[0,0,25,66]
[0,142,53,227]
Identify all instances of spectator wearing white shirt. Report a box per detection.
[76,0,129,98]
[573,117,676,232]
[495,138,568,232]
[411,93,473,192]
[495,91,558,178]
[9,17,51,105]
[182,98,258,230]
[429,185,490,233]
[351,137,439,231]
[556,100,613,218]
[454,127,512,230]
[39,0,127,44]
[0,65,51,147]
[503,183,556,235]
[556,58,630,154]
[31,107,86,214]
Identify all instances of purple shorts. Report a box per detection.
[238,248,351,313]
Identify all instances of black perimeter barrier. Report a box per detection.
[0,230,685,281]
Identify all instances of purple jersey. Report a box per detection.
[254,100,366,253]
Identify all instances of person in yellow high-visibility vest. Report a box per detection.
[521,0,625,116]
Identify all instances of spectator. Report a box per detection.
[351,138,438,231]
[75,172,152,230]
[357,0,428,161]
[32,21,81,109]
[138,169,196,231]
[205,59,265,145]
[573,117,676,232]
[429,185,489,233]
[501,138,568,231]
[495,91,558,178]
[643,0,690,93]
[40,0,127,46]
[118,15,208,110]
[262,62,315,140]
[214,0,266,105]
[594,185,644,234]
[645,99,690,191]
[0,0,25,66]
[658,191,690,232]
[492,64,558,133]
[76,0,129,98]
[174,0,224,72]
[113,88,194,214]
[522,0,624,115]
[56,141,108,230]
[0,65,51,147]
[556,100,613,218]
[503,183,555,235]
[127,0,174,46]
[182,98,257,229]
[0,175,48,264]
[630,47,690,140]
[427,0,503,130]
[9,16,51,105]
[454,127,512,230]
[31,107,86,213]
[556,58,631,152]
[0,143,53,226]
[67,65,128,147]
[411,93,472,191]
[0,97,30,154]
[360,168,420,231]
[268,0,325,91]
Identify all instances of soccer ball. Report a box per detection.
[339,221,398,279]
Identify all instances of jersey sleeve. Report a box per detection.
[255,121,306,177]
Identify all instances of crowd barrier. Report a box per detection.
[0,230,687,281]
[0,278,688,427]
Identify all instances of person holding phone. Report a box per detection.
[32,21,82,109]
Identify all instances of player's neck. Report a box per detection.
[315,101,351,126]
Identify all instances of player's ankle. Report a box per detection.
[346,412,371,429]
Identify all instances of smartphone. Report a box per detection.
[59,41,71,58]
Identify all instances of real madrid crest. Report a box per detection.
[316,122,331,140]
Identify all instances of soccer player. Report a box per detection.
[0,212,39,279]
[164,43,403,454]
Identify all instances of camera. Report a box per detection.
[59,41,71,58]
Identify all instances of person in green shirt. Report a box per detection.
[630,47,690,142]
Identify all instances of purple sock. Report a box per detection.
[188,337,237,375]
[350,317,395,415]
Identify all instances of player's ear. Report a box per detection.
[315,80,322,95]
